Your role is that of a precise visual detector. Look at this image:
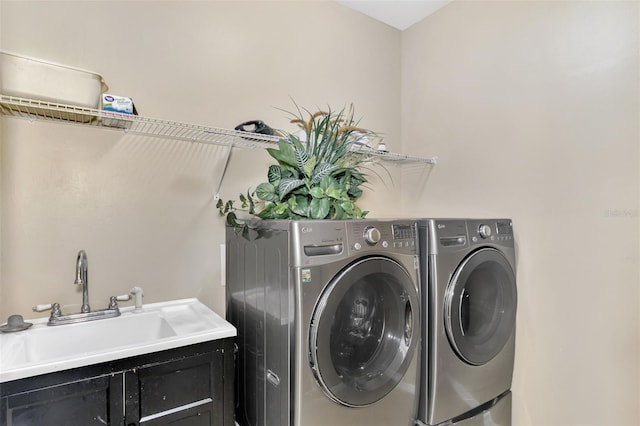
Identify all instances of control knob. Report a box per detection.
[363,226,381,245]
[478,224,492,239]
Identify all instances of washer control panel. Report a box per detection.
[293,220,419,266]
[349,221,417,255]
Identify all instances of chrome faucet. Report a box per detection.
[32,249,132,325]
[74,250,90,313]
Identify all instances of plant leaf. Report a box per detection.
[278,178,305,200]
[293,185,309,196]
[256,202,275,219]
[288,195,309,216]
[302,155,317,178]
[246,190,256,214]
[281,166,296,179]
[309,186,325,199]
[325,184,345,200]
[266,139,297,168]
[217,199,228,216]
[226,211,238,227]
[309,197,331,219]
[340,201,355,214]
[267,165,283,185]
[274,202,288,217]
[319,175,334,191]
[239,193,248,208]
[333,204,346,220]
[288,133,305,152]
[221,200,234,215]
[295,147,309,172]
[255,182,278,202]
[347,186,363,199]
[311,163,338,184]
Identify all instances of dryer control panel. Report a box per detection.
[467,219,514,246]
[424,218,515,255]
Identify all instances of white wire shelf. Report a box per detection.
[0,95,281,150]
[0,95,437,166]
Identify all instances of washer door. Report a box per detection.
[444,248,517,366]
[309,256,419,407]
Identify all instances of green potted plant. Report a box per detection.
[218,103,379,236]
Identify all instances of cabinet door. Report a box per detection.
[1,373,123,426]
[125,352,224,426]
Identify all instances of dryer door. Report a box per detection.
[445,248,517,366]
[309,256,419,407]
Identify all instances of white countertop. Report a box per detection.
[0,298,236,383]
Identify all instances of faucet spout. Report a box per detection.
[74,250,90,313]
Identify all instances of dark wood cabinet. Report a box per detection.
[0,373,123,426]
[0,338,234,426]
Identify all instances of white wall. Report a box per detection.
[402,1,639,425]
[0,1,401,318]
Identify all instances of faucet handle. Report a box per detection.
[33,302,62,319]
[108,294,131,310]
[33,303,54,312]
[33,303,61,313]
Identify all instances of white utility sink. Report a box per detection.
[0,298,236,383]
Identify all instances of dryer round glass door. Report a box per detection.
[444,247,517,365]
[309,256,420,407]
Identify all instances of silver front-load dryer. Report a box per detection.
[416,219,517,426]
[226,219,421,426]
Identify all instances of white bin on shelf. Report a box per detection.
[0,50,108,109]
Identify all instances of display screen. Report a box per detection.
[392,224,415,240]
[496,221,513,235]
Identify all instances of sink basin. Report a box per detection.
[0,298,236,383]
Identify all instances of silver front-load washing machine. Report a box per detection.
[226,219,421,426]
[416,219,517,426]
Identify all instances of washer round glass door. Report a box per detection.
[309,256,419,407]
[444,248,517,366]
